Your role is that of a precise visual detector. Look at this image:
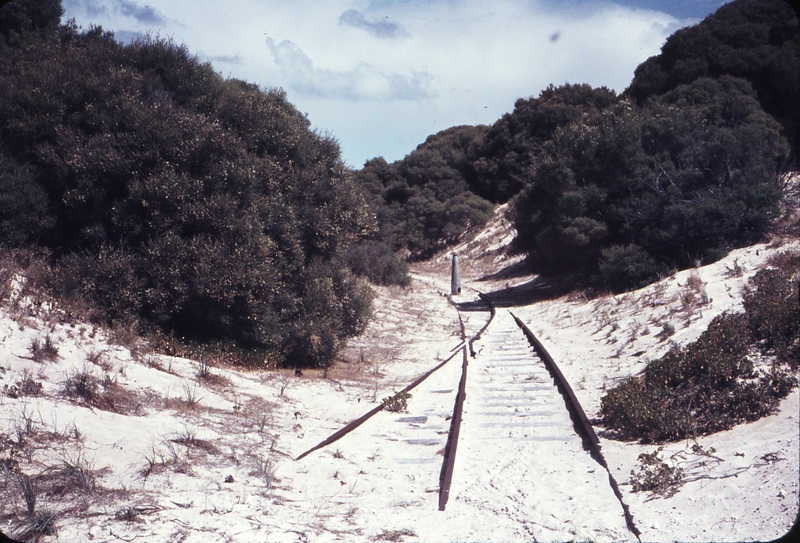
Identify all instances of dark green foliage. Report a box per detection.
[0,154,54,244]
[355,0,797,262]
[629,447,684,496]
[743,251,800,365]
[470,84,618,202]
[514,76,788,291]
[600,253,800,442]
[0,22,374,368]
[344,241,411,287]
[354,126,495,260]
[382,390,411,413]
[0,0,63,49]
[598,244,662,292]
[625,0,800,156]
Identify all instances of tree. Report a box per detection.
[469,84,618,202]
[625,0,800,158]
[0,0,63,49]
[0,26,374,368]
[514,76,788,291]
[353,125,494,260]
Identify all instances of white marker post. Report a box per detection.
[451,254,462,295]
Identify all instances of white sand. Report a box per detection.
[0,210,797,542]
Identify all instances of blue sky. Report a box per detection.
[61,0,728,167]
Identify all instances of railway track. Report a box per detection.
[295,287,639,541]
[446,308,639,541]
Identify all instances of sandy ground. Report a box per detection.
[0,204,797,542]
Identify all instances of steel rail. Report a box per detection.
[437,345,469,510]
[295,290,493,464]
[438,291,495,510]
[294,344,466,461]
[509,311,642,542]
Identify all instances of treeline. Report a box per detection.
[513,75,788,290]
[359,0,796,292]
[352,84,621,263]
[525,0,797,291]
[0,0,374,368]
[0,0,797,368]
[354,126,494,262]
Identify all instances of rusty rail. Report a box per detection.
[294,345,466,461]
[439,292,495,510]
[468,292,495,357]
[296,288,495,463]
[510,312,641,541]
[437,345,468,510]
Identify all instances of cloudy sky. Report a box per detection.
[61,0,728,168]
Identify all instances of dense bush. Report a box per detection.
[354,126,495,260]
[514,76,788,291]
[0,0,62,50]
[344,241,411,287]
[0,10,374,368]
[743,251,800,365]
[468,83,618,203]
[625,0,800,156]
[355,0,797,265]
[600,252,800,442]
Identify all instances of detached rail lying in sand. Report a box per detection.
[293,344,467,462]
[295,289,498,515]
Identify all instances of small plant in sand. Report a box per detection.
[13,509,58,542]
[629,447,684,497]
[29,335,59,362]
[63,368,98,404]
[382,390,411,413]
[181,381,203,409]
[658,321,675,339]
[372,528,417,541]
[18,472,37,515]
[3,370,43,398]
[724,258,745,278]
[196,357,213,380]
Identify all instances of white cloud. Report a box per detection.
[118,0,165,24]
[64,0,165,25]
[265,38,432,101]
[61,0,707,167]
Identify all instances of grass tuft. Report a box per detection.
[29,335,59,362]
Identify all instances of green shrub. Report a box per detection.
[743,251,800,364]
[601,254,799,442]
[625,0,800,153]
[629,447,684,496]
[514,76,788,292]
[354,127,495,260]
[345,240,411,287]
[598,244,664,292]
[382,390,411,413]
[29,335,59,362]
[0,26,375,368]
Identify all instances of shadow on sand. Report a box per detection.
[456,262,583,311]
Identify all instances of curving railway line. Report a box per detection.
[295,288,640,542]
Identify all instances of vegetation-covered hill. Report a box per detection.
[0,0,797,368]
[0,0,373,368]
[354,126,495,261]
[513,75,788,291]
[625,0,800,153]
[360,0,797,293]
